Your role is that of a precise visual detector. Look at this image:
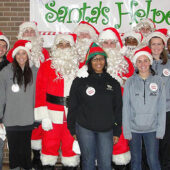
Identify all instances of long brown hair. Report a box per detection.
[149,37,168,65]
[12,58,33,91]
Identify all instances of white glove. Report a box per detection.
[0,124,6,141]
[42,118,53,131]
[72,140,81,154]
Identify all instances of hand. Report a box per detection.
[113,136,119,144]
[73,135,77,140]
[42,118,53,131]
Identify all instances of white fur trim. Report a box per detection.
[31,139,42,150]
[74,24,98,41]
[41,153,58,166]
[77,65,89,78]
[61,155,80,167]
[99,29,117,41]
[147,32,167,45]
[0,35,10,50]
[112,151,131,165]
[34,106,49,121]
[12,46,31,58]
[133,51,153,65]
[54,34,74,46]
[48,109,64,124]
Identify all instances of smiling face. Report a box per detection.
[0,40,7,58]
[15,49,28,69]
[150,37,164,57]
[91,54,105,73]
[136,55,151,74]
[125,37,138,47]
[56,41,71,49]
[101,40,117,49]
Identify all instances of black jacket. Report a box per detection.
[67,72,122,137]
[0,55,9,71]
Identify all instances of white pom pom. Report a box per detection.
[25,42,32,50]
[120,46,128,55]
[77,65,89,78]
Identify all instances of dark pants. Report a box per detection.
[6,130,32,170]
[129,132,161,170]
[159,112,170,170]
[76,123,113,170]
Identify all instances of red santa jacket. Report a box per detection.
[34,60,74,124]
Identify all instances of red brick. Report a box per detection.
[0,12,3,16]
[4,12,18,16]
[4,3,18,6]
[0,17,10,21]
[11,16,25,21]
[8,22,15,26]
[0,27,11,31]
[0,22,8,26]
[11,7,24,11]
[0,8,11,11]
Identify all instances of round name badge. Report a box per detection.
[163,68,170,77]
[149,83,158,92]
[86,87,96,96]
[11,84,20,93]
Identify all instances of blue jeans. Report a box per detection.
[0,138,4,170]
[76,123,113,170]
[129,132,161,170]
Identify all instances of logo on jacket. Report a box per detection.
[163,68,170,77]
[11,84,20,93]
[86,87,95,96]
[149,83,158,92]
[106,85,113,91]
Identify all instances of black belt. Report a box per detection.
[46,93,69,107]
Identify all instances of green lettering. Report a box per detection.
[58,6,68,23]
[80,3,91,21]
[151,9,165,24]
[165,11,170,25]
[67,8,82,23]
[101,7,110,25]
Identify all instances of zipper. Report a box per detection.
[143,80,146,104]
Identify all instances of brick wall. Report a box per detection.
[0,0,30,163]
[0,0,30,47]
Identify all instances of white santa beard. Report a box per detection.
[21,36,44,68]
[76,38,93,62]
[104,48,129,78]
[50,47,79,79]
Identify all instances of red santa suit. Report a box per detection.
[34,34,80,167]
[99,27,134,165]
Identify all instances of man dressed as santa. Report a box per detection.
[74,21,99,68]
[98,27,134,170]
[34,33,80,170]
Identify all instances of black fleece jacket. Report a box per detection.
[67,72,122,137]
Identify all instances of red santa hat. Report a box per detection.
[18,21,39,38]
[74,21,99,40]
[99,27,123,48]
[0,31,10,50]
[123,31,143,44]
[147,28,168,45]
[134,18,156,32]
[7,40,32,63]
[53,33,77,46]
[133,46,153,65]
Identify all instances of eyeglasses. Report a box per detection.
[92,57,105,62]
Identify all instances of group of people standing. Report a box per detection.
[0,18,169,170]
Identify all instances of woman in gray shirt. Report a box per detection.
[0,40,37,170]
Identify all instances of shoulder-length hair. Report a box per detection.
[87,56,107,75]
[149,37,168,65]
[12,58,33,91]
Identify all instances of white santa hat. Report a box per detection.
[122,31,143,44]
[147,28,169,45]
[134,18,156,32]
[74,21,99,41]
[133,46,153,65]
[53,33,77,46]
[7,40,32,63]
[0,31,10,50]
[99,27,123,48]
[17,21,39,39]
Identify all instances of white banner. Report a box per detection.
[30,0,170,47]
